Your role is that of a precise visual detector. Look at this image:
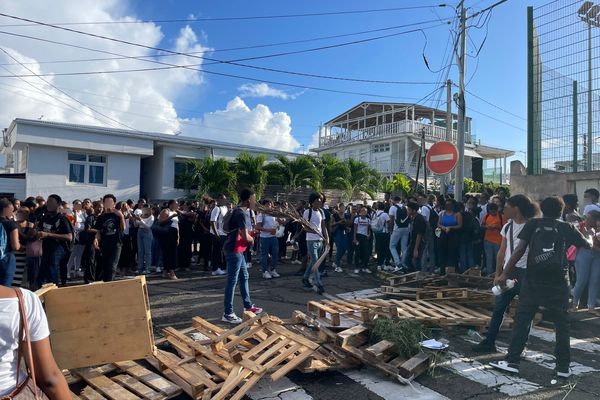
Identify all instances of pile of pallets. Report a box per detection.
[379,270,496,305]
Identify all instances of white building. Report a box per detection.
[0,119,295,201]
[313,102,514,184]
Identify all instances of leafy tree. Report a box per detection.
[234,152,268,198]
[187,158,237,199]
[313,154,351,192]
[345,158,380,200]
[265,155,319,192]
[390,173,412,197]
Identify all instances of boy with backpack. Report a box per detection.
[371,202,391,271]
[491,196,591,378]
[389,196,410,272]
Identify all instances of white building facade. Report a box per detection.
[1,119,294,201]
[313,102,514,185]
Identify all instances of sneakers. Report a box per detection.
[377,265,383,272]
[270,270,280,278]
[472,340,497,353]
[155,267,162,273]
[212,268,226,276]
[292,259,302,265]
[263,271,273,279]
[167,271,178,280]
[392,266,405,274]
[490,360,519,374]
[332,262,338,269]
[361,268,372,274]
[353,269,360,274]
[245,305,263,314]
[555,367,571,378]
[302,278,312,289]
[222,313,243,324]
[384,265,395,272]
[334,266,343,273]
[314,284,325,295]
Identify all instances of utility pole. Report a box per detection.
[587,22,593,171]
[442,79,452,195]
[455,2,467,199]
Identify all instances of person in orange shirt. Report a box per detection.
[482,203,506,275]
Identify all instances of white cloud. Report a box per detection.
[181,96,299,152]
[238,83,302,100]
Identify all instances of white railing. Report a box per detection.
[319,120,471,148]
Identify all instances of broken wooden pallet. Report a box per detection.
[151,312,320,400]
[334,324,431,382]
[445,273,494,289]
[70,360,181,400]
[416,288,494,304]
[381,299,492,327]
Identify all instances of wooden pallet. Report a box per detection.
[445,273,494,289]
[70,361,181,400]
[334,324,431,382]
[379,286,420,299]
[416,288,494,304]
[151,312,320,400]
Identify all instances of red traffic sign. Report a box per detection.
[426,141,458,175]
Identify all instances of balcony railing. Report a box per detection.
[319,120,471,148]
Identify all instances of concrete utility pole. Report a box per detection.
[455,2,467,199]
[441,79,452,195]
[588,22,593,171]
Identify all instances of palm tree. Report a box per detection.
[390,173,412,197]
[234,152,267,198]
[345,158,380,200]
[265,155,319,193]
[313,154,351,192]
[191,158,237,199]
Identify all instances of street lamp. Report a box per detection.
[577,1,599,171]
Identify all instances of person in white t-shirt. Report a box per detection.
[372,202,391,271]
[256,199,281,280]
[353,207,372,274]
[302,193,329,295]
[0,287,70,398]
[473,194,537,353]
[210,194,229,276]
[582,188,600,216]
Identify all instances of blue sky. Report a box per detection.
[0,0,551,161]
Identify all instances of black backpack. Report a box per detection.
[425,205,439,230]
[394,205,410,228]
[527,221,567,281]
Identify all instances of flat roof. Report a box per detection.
[8,119,298,156]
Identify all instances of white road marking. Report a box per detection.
[441,352,541,396]
[530,327,600,354]
[343,367,449,400]
[463,337,598,375]
[247,376,314,400]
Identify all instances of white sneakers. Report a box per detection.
[246,262,252,269]
[353,269,360,274]
[384,265,395,272]
[361,268,372,274]
[222,313,243,324]
[211,268,226,276]
[334,266,343,273]
[263,270,280,279]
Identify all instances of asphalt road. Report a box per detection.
[144,259,600,400]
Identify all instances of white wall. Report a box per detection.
[0,177,25,199]
[156,144,210,200]
[26,145,141,202]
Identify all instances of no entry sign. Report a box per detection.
[426,141,458,175]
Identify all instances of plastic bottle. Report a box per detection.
[491,279,516,296]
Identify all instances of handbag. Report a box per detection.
[4,289,48,400]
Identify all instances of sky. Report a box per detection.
[0,0,551,162]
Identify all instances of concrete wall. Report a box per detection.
[0,177,25,199]
[26,145,141,201]
[510,162,600,201]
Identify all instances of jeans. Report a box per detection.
[459,239,475,273]
[39,245,66,286]
[152,236,163,269]
[0,253,16,287]
[484,240,501,275]
[223,251,252,315]
[137,228,153,273]
[422,230,436,273]
[345,232,355,265]
[355,235,370,270]
[573,248,600,308]
[485,283,522,344]
[374,232,390,267]
[67,243,85,275]
[100,243,122,282]
[260,237,279,273]
[389,227,409,267]
[333,230,347,266]
[304,240,324,288]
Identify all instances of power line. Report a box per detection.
[0,5,449,27]
[463,88,526,121]
[468,107,526,132]
[0,31,440,100]
[0,18,453,66]
[0,48,138,131]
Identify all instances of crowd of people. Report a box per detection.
[0,185,598,387]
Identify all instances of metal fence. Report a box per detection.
[528,0,600,174]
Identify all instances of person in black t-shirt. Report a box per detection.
[491,196,591,379]
[94,194,125,282]
[0,198,20,287]
[81,201,103,283]
[406,202,427,272]
[37,194,73,287]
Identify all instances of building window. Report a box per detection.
[372,143,390,153]
[174,160,197,189]
[68,152,106,185]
